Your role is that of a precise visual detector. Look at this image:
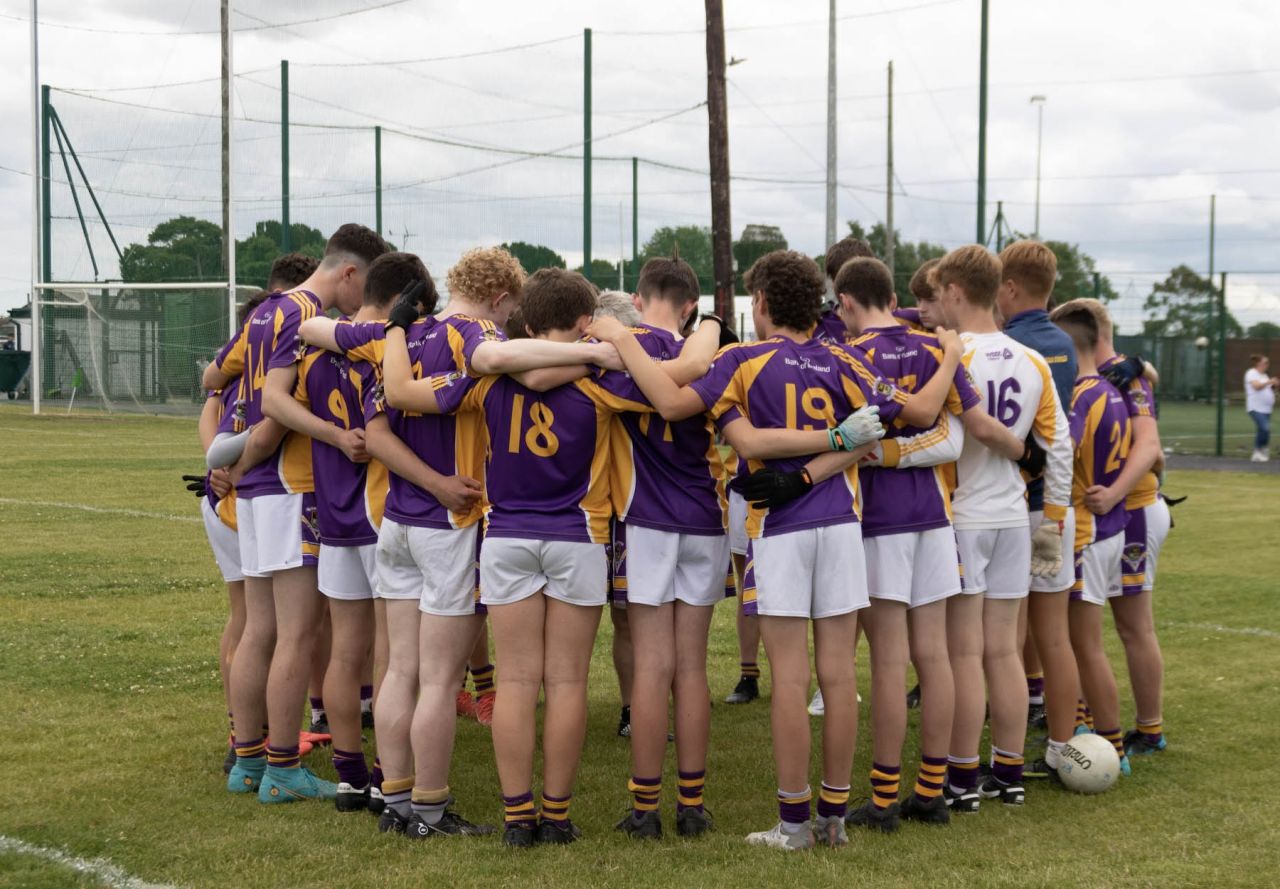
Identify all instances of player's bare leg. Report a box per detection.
[373,598,421,826]
[673,602,714,773]
[308,605,331,732]
[903,599,953,822]
[540,598,603,799]
[1110,592,1165,752]
[983,598,1028,758]
[847,600,906,829]
[1028,590,1080,762]
[610,605,634,732]
[759,616,814,794]
[1068,600,1124,767]
[945,593,984,809]
[220,580,246,746]
[372,598,389,700]
[324,597,374,806]
[227,575,274,790]
[626,603,676,795]
[488,593,546,800]
[814,612,859,842]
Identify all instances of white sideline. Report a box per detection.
[0,497,200,524]
[0,836,178,889]
[1165,620,1278,639]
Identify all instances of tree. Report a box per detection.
[1143,265,1243,338]
[637,225,714,292]
[1041,239,1118,304]
[501,241,566,275]
[1247,321,1280,339]
[235,220,326,288]
[732,224,788,292]
[120,215,223,283]
[838,221,946,304]
[573,258,621,287]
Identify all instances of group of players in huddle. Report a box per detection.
[193,221,1169,849]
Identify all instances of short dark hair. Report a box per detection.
[909,257,941,303]
[1049,302,1100,352]
[324,223,390,268]
[637,257,700,308]
[824,236,875,281]
[743,250,825,333]
[365,252,433,311]
[519,268,597,335]
[267,252,318,291]
[504,307,530,340]
[237,290,269,325]
[834,257,894,311]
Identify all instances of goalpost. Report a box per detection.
[30,282,258,415]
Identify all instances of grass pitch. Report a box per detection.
[1,404,1277,889]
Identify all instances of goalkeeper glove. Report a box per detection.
[1101,354,1145,390]
[742,467,813,509]
[1029,519,1064,577]
[182,473,207,499]
[386,279,428,333]
[828,405,884,452]
[1018,434,1046,477]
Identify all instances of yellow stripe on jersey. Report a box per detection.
[573,377,653,416]
[445,324,470,376]
[217,328,248,377]
[707,350,776,421]
[279,430,314,494]
[607,416,637,516]
[583,403,616,544]
[217,489,238,531]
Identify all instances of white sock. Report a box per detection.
[1045,739,1065,769]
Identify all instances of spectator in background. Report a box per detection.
[1245,354,1278,462]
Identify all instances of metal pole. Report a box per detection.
[1031,95,1045,238]
[583,28,592,282]
[41,84,51,283]
[50,108,121,261]
[824,0,837,251]
[1216,271,1227,456]
[30,0,41,414]
[1206,194,1215,398]
[223,0,236,333]
[705,0,733,318]
[976,0,989,244]
[885,60,895,287]
[375,125,382,235]
[281,58,290,253]
[632,156,638,288]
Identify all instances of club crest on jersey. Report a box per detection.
[1122,543,1145,572]
[875,380,897,397]
[234,399,247,422]
[1131,389,1149,408]
[293,340,308,361]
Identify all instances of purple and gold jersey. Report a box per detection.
[294,346,386,546]
[1099,354,1160,511]
[611,324,730,535]
[206,386,239,530]
[336,314,501,531]
[433,369,652,544]
[892,307,927,331]
[1069,375,1132,547]
[813,308,851,344]
[213,290,322,498]
[850,325,980,537]
[690,337,909,538]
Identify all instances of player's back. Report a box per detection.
[1099,353,1159,511]
[852,325,976,535]
[613,324,728,534]
[1069,375,1132,546]
[952,330,1051,529]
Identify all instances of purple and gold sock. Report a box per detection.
[628,776,661,816]
[741,661,760,679]
[677,770,705,814]
[359,685,373,711]
[471,664,495,696]
[914,755,947,802]
[870,763,901,809]
[1099,727,1124,758]
[777,786,811,827]
[947,755,979,794]
[234,737,265,763]
[1026,671,1045,704]
[332,747,369,789]
[503,791,536,828]
[991,747,1024,785]
[817,783,849,819]
[540,792,571,823]
[266,743,300,770]
[1137,718,1163,745]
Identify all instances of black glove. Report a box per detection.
[698,313,740,349]
[1017,434,1046,478]
[182,473,207,499]
[742,467,813,509]
[1102,354,1146,390]
[386,279,428,333]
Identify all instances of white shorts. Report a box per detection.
[201,498,243,583]
[623,525,731,608]
[751,523,869,619]
[1072,533,1124,606]
[318,543,377,601]
[479,537,608,608]
[375,519,480,616]
[955,526,1031,599]
[236,492,319,578]
[1028,509,1077,594]
[1117,499,1172,594]
[728,490,749,556]
[864,526,962,608]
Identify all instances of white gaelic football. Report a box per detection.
[1058,734,1121,794]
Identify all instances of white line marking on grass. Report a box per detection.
[0,497,200,524]
[0,836,179,889]
[1165,620,1279,639]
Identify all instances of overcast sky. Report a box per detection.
[2,0,1278,332]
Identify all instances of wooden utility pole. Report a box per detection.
[885,60,895,288]
[824,0,837,251]
[705,0,732,318]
